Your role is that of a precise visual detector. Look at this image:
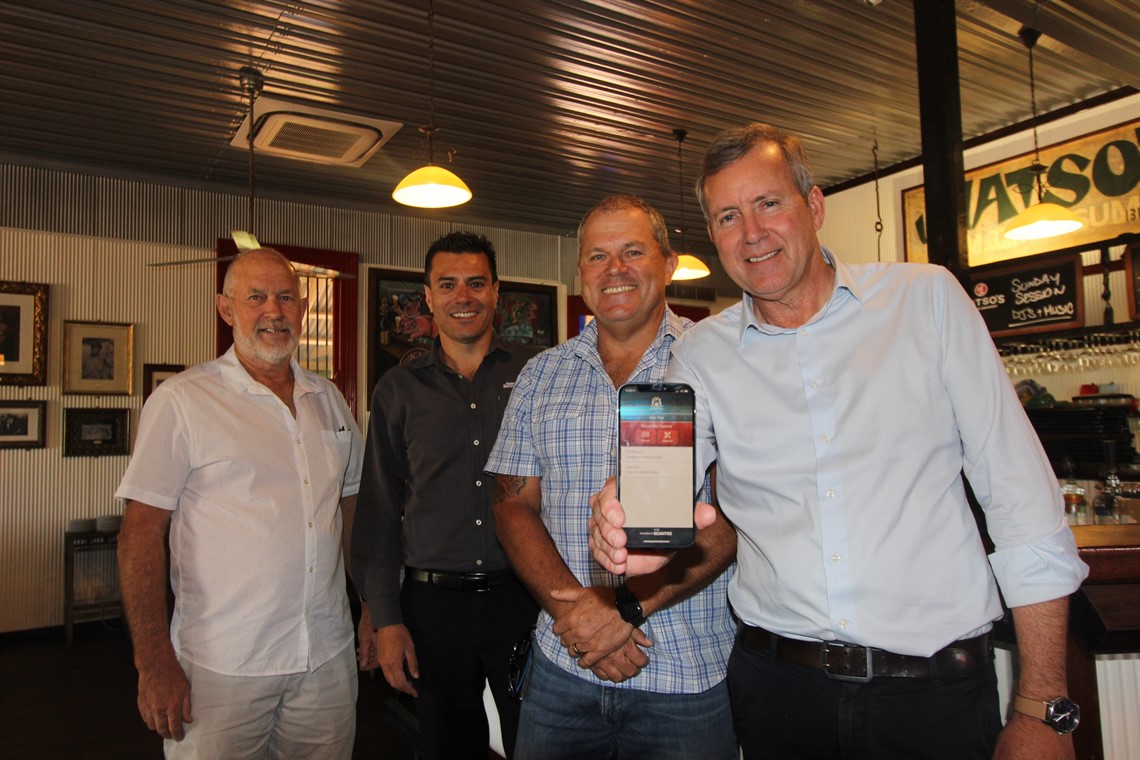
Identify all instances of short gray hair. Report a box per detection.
[221,248,299,297]
[576,195,672,258]
[695,123,816,221]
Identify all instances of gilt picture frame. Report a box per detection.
[0,280,49,386]
[62,321,134,395]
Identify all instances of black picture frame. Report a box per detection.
[0,280,49,386]
[0,399,47,449]
[143,363,184,403]
[63,407,130,457]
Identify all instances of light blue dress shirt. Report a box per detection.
[669,250,1088,657]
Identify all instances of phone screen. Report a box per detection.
[617,383,696,548]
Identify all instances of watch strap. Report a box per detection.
[614,583,646,627]
[1012,694,1048,721]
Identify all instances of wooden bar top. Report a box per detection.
[1071,523,1140,583]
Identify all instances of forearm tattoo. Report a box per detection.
[493,474,527,504]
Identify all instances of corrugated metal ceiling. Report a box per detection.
[1,0,1136,250]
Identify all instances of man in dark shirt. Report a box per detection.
[352,232,540,759]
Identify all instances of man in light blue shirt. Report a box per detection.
[591,125,1088,760]
[486,195,737,759]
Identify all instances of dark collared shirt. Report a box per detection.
[353,334,541,628]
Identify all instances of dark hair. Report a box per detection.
[695,123,816,221]
[424,232,498,283]
[576,195,671,258]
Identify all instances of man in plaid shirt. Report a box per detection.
[485,195,737,759]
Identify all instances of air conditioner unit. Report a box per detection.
[230,96,402,167]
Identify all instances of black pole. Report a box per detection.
[913,0,970,286]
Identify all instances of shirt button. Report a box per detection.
[296,438,302,444]
[826,488,836,499]
[308,521,313,528]
[475,479,482,487]
[820,434,830,444]
[810,380,821,389]
[309,566,314,573]
[473,439,480,446]
[831,553,841,563]
[304,478,309,485]
[799,328,808,336]
[839,619,849,629]
[470,403,477,410]
[475,519,483,526]
[476,559,483,566]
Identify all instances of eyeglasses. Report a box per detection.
[507,627,535,702]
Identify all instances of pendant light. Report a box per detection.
[233,66,264,251]
[670,128,711,281]
[393,0,472,209]
[1003,24,1083,241]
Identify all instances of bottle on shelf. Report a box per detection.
[1059,456,1087,526]
[1093,440,1121,525]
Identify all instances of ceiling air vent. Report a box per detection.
[229,96,402,167]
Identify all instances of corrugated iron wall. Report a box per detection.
[0,163,564,635]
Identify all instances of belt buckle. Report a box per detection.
[822,642,874,683]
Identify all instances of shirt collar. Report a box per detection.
[739,246,861,340]
[424,331,513,372]
[572,305,680,359]
[218,345,320,397]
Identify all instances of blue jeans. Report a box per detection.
[514,645,737,760]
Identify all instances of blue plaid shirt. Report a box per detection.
[485,307,735,693]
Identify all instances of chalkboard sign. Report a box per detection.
[969,253,1083,338]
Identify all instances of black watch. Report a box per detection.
[614,583,646,627]
[1012,694,1080,735]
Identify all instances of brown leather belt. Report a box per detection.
[738,625,991,682]
[407,567,516,592]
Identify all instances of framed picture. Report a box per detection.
[63,407,130,457]
[365,267,561,405]
[0,280,49,386]
[143,363,184,402]
[62,321,134,395]
[0,400,47,449]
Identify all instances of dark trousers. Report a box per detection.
[401,576,539,760]
[727,636,1003,760]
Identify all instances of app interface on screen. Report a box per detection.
[619,390,694,527]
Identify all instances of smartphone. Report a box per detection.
[616,382,696,549]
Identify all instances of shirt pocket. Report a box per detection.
[321,429,355,487]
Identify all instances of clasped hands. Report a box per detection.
[550,585,651,683]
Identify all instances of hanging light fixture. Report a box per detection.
[670,128,711,281]
[233,66,264,251]
[1003,24,1083,241]
[393,0,472,209]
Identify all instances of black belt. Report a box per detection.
[406,567,516,592]
[738,625,991,682]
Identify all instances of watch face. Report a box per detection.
[1046,698,1080,735]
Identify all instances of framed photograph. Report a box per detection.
[63,407,130,457]
[0,280,49,386]
[143,363,184,402]
[62,321,134,395]
[0,400,47,449]
[365,267,561,405]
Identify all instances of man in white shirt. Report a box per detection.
[116,248,364,759]
[590,124,1088,760]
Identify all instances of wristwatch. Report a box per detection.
[1012,694,1080,735]
[614,583,646,628]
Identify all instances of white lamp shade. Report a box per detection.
[392,165,472,208]
[672,254,711,280]
[1004,202,1084,241]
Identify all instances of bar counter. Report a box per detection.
[1067,523,1140,759]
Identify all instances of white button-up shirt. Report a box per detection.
[116,348,363,675]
